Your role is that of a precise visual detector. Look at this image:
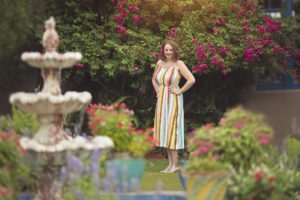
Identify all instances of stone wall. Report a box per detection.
[240,85,300,149]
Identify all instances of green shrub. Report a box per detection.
[1,107,39,136]
[0,131,35,199]
[186,106,274,170]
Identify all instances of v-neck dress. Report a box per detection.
[153,65,184,150]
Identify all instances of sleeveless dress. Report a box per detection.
[153,65,184,150]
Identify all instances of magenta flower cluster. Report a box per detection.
[112,0,141,35]
[192,41,228,75]
[167,27,178,38]
[189,0,300,76]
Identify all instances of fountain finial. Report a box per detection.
[42,17,59,52]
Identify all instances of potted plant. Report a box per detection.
[181,156,229,200]
[86,102,154,191]
[181,106,274,199]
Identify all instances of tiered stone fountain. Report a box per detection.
[9,17,113,200]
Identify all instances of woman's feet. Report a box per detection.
[160,164,179,173]
[165,165,179,173]
[160,164,171,173]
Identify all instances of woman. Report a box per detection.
[152,40,195,173]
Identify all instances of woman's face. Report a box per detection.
[164,44,174,61]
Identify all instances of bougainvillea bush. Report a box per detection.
[176,0,300,77]
[34,0,300,130]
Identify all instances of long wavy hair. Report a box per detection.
[160,40,180,62]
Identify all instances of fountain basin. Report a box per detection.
[20,136,114,152]
[21,52,82,69]
[10,91,92,114]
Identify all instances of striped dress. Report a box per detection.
[154,65,184,150]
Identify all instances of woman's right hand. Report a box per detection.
[156,89,160,98]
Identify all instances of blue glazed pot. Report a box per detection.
[105,158,146,191]
[16,194,31,200]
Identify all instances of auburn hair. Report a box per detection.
[160,40,180,62]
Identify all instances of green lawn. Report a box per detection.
[141,159,184,191]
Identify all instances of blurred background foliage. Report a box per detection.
[0,0,299,133]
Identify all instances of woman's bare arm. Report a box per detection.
[152,60,162,96]
[170,60,195,95]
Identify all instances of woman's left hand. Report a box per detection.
[169,87,182,95]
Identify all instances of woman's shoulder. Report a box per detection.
[176,60,185,67]
[156,59,163,65]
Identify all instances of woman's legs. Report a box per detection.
[160,148,172,172]
[167,149,179,173]
[161,148,180,173]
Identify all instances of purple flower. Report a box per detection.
[60,166,68,183]
[75,190,85,200]
[67,155,84,173]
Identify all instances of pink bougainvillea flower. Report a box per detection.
[75,63,84,69]
[219,46,228,55]
[259,138,270,145]
[118,122,124,128]
[268,175,276,183]
[213,154,220,161]
[121,11,128,17]
[273,45,283,55]
[284,45,293,51]
[116,25,126,35]
[132,15,141,23]
[127,5,139,12]
[192,66,197,72]
[96,117,103,123]
[215,17,227,26]
[0,187,11,197]
[116,5,125,11]
[207,41,213,47]
[256,25,265,35]
[199,146,209,154]
[134,66,139,72]
[212,55,218,61]
[235,121,244,129]
[191,38,198,45]
[113,103,119,109]
[88,121,97,130]
[200,64,208,70]
[254,169,263,180]
[204,123,212,129]
[259,132,269,138]
[213,29,221,35]
[243,48,257,62]
[209,47,217,54]
[120,103,127,109]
